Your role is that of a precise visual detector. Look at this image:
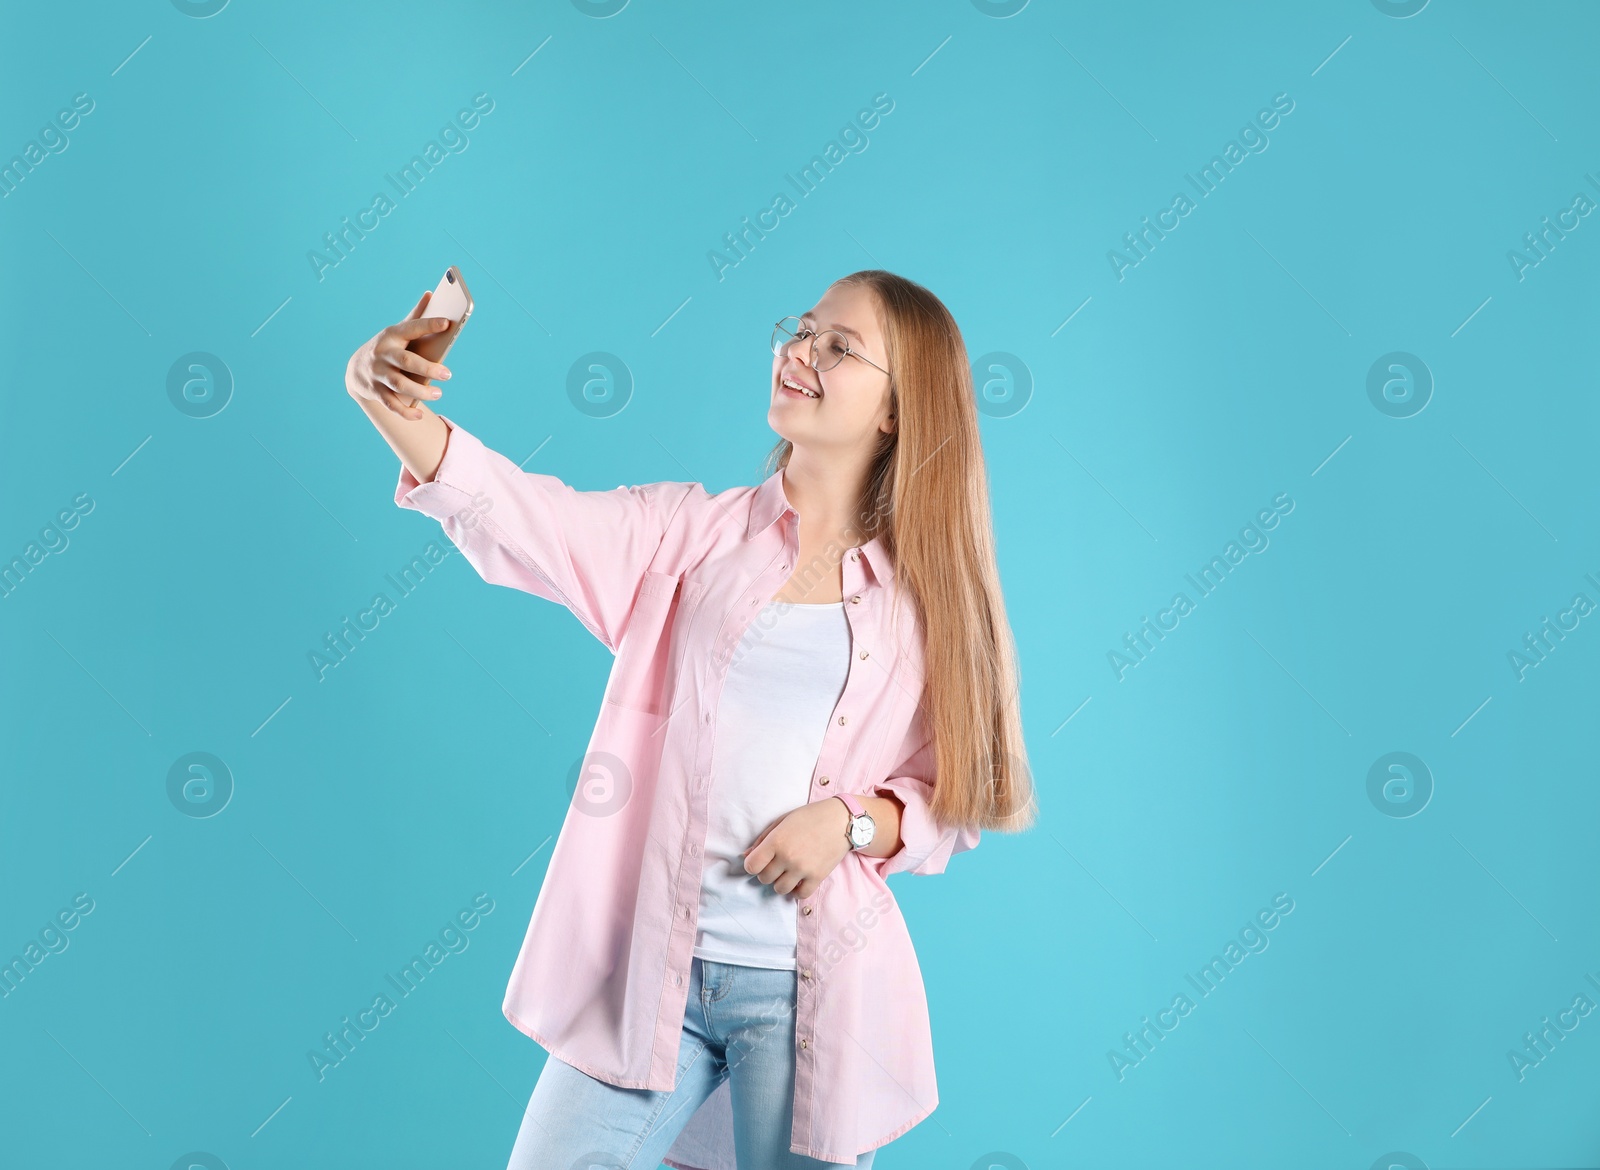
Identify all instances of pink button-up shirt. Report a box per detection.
[394,415,981,1168]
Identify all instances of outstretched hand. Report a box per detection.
[742,797,854,900]
[344,289,455,420]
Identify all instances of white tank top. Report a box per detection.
[693,598,852,970]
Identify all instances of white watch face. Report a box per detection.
[849,814,875,848]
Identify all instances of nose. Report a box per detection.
[775,338,813,378]
[776,332,809,365]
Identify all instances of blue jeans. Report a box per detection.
[504,955,878,1169]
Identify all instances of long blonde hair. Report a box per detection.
[764,270,1037,835]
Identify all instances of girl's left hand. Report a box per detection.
[743,798,853,899]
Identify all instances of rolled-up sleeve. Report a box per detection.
[393,413,694,653]
[859,726,981,879]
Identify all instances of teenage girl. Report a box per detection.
[345,269,1036,1168]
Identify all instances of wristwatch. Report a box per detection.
[835,793,875,851]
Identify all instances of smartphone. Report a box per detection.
[404,265,474,406]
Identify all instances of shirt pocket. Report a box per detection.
[604,570,707,717]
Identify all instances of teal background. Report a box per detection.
[2,1,1597,1167]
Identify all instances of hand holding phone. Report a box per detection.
[402,265,474,408]
[344,266,474,421]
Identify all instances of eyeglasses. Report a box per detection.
[771,316,891,378]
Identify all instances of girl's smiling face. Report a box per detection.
[769,282,896,456]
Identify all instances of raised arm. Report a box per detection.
[345,288,457,483]
[344,289,700,653]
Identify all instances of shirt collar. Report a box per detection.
[748,466,895,587]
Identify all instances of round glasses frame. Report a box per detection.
[771,316,891,378]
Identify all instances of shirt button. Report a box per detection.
[689,843,700,856]
[858,649,869,660]
[800,968,811,980]
[850,595,860,604]
[817,775,829,786]
[803,905,812,915]
[673,972,683,986]
[800,1038,808,1049]
[705,712,712,723]
[837,715,847,725]
[849,551,858,561]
